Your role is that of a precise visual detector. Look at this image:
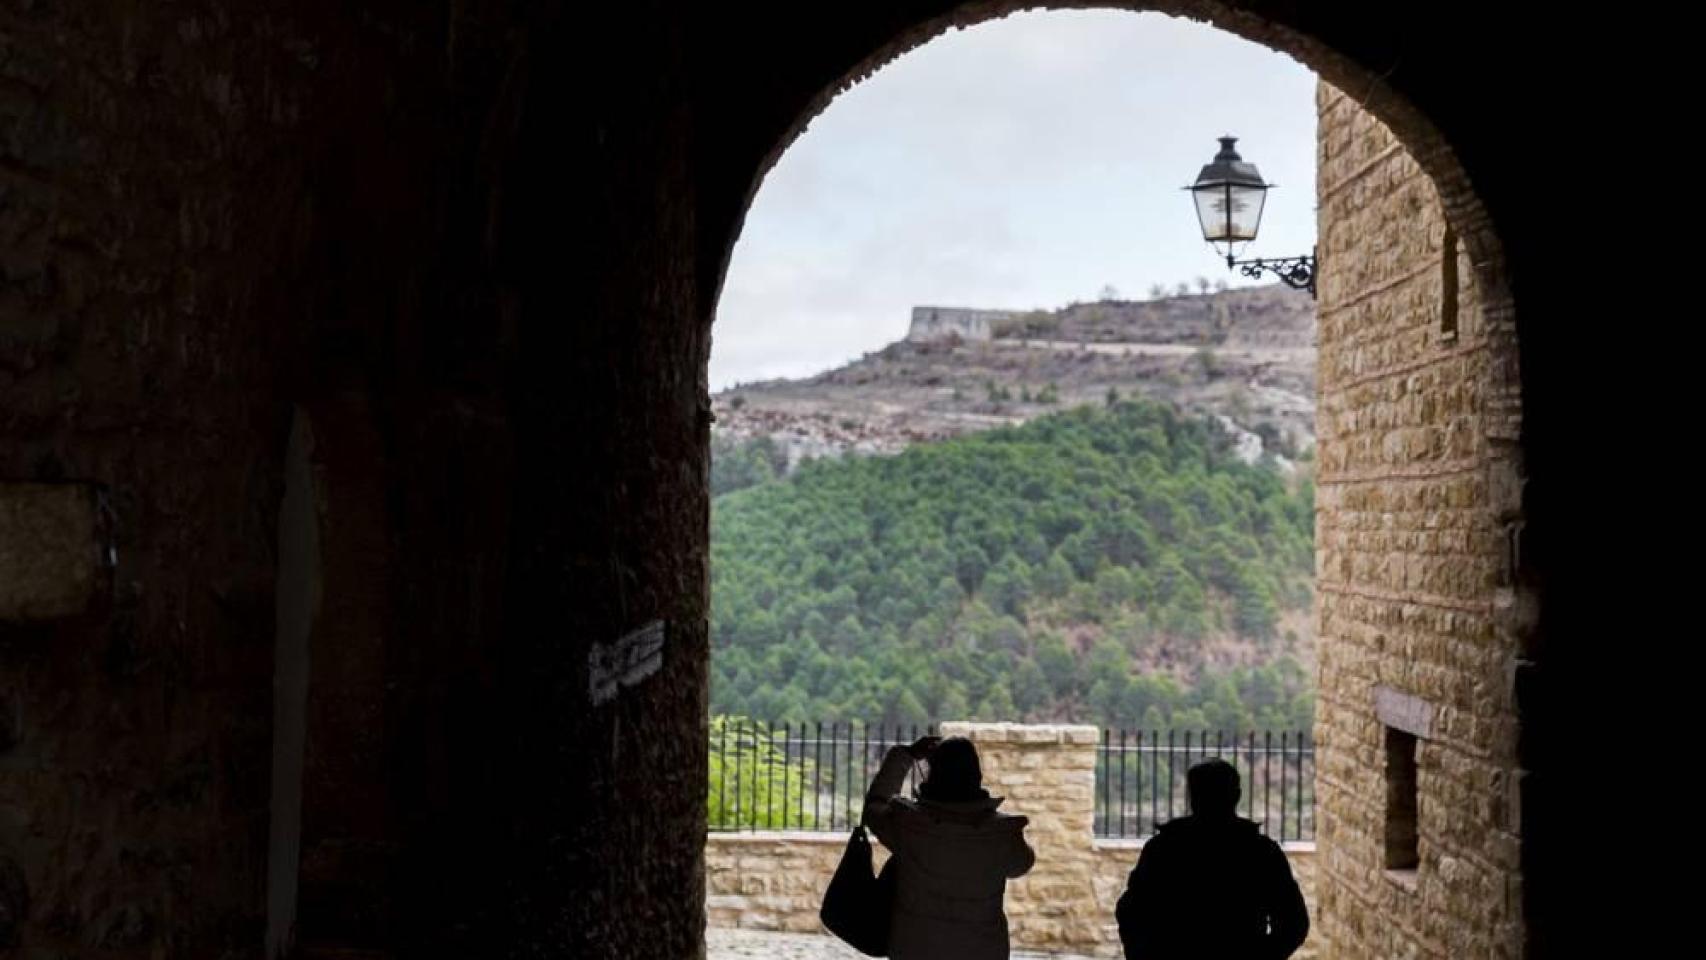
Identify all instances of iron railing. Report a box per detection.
[1095,729,1314,841]
[708,719,935,833]
[706,720,1316,841]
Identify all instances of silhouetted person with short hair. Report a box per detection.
[1115,758,1308,959]
[864,735,1035,959]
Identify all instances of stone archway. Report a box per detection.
[700,6,1532,959]
[0,3,1571,957]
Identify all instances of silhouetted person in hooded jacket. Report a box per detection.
[1116,758,1308,960]
[863,735,1035,960]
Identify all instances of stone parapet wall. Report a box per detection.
[707,722,1316,957]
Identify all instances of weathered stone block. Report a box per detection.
[0,482,111,620]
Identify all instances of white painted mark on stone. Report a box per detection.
[589,619,667,706]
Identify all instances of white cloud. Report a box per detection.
[711,10,1317,391]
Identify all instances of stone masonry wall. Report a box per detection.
[906,307,1011,342]
[0,3,711,955]
[707,723,1317,958]
[1311,83,1526,960]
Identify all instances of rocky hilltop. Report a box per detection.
[714,284,1316,471]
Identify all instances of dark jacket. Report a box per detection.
[1115,815,1308,960]
[862,746,1035,960]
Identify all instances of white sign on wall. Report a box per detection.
[589,619,667,706]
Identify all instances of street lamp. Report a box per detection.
[1186,136,1317,297]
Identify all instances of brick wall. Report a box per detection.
[1311,82,1526,960]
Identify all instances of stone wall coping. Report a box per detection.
[1092,838,1317,854]
[707,831,850,845]
[939,721,1101,744]
[705,833,1317,854]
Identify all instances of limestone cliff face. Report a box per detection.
[718,285,1316,471]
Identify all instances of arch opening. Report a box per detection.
[702,7,1527,960]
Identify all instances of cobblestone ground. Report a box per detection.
[707,928,1100,960]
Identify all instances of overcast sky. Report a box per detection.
[709,10,1318,392]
